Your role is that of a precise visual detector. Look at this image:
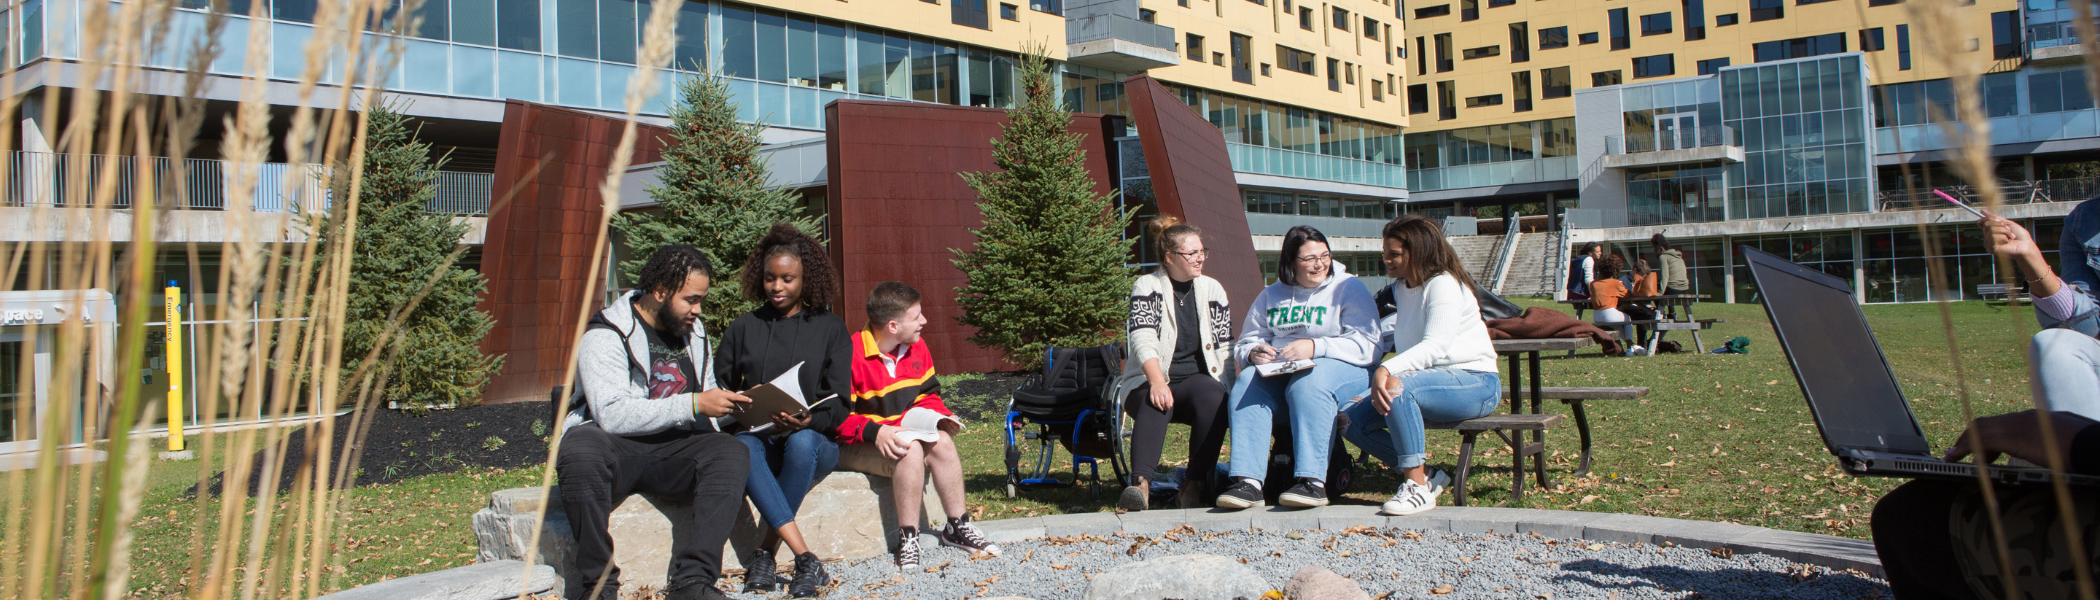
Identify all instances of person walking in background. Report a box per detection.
[1216,226,1380,510]
[1653,234,1691,319]
[715,224,852,597]
[1110,216,1234,512]
[1342,215,1502,516]
[838,281,1002,572]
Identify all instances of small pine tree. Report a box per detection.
[953,47,1138,367]
[317,103,503,410]
[613,72,820,334]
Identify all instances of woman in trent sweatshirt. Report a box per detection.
[1215,225,1380,510]
[715,223,852,597]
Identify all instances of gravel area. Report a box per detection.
[721,526,1890,600]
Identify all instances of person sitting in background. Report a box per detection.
[1216,225,1380,510]
[837,281,1001,572]
[1566,242,1602,320]
[1979,203,2100,421]
[1588,255,1657,356]
[1111,216,1233,512]
[558,245,749,600]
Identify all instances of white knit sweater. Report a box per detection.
[1377,274,1500,376]
[1111,270,1234,404]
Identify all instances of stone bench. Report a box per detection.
[473,472,944,594]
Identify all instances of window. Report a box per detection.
[1030,0,1061,14]
[1540,26,1569,49]
[1000,2,1017,19]
[1466,94,1503,107]
[1632,54,1673,78]
[1992,11,2021,59]
[1437,80,1458,119]
[1696,56,1729,75]
[1413,4,1450,17]
[1462,45,1501,59]
[1364,17,1380,39]
[1372,79,1385,101]
[1869,0,1900,5]
[1542,66,1571,98]
[1591,69,1622,87]
[1897,24,1910,70]
[1752,32,1845,62]
[556,0,598,59]
[1640,13,1672,36]
[1490,0,1513,6]
[1261,63,1272,76]
[1798,0,1835,4]
[496,0,541,51]
[1300,7,1315,30]
[1860,27,1884,51]
[1716,13,1737,25]
[1510,22,1530,62]
[1139,8,1155,21]
[1435,33,1454,71]
[1984,71,2018,117]
[2030,70,2097,114]
[1749,0,1781,21]
[1277,45,1316,74]
[953,0,990,29]
[1579,32,1599,45]
[1415,36,1428,75]
[1408,83,1430,113]
[1513,70,1533,111]
[1683,0,1705,40]
[1609,8,1629,50]
[1328,58,1342,91]
[1187,34,1205,61]
[1333,7,1350,30]
[1345,61,1355,83]
[1178,0,1188,6]
[1461,0,1477,20]
[1231,33,1254,83]
[1213,51,1224,65]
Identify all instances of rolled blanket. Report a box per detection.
[1486,307,1624,355]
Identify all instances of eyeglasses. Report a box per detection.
[1296,252,1333,263]
[1171,248,1208,260]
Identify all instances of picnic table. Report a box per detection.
[1485,337,1594,497]
[1562,294,1719,353]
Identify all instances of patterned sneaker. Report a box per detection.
[940,515,1003,556]
[1380,479,1438,516]
[742,548,779,592]
[1426,465,1453,495]
[789,552,830,598]
[895,527,922,571]
[1278,478,1328,508]
[1214,478,1264,510]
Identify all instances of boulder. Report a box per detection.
[317,560,557,600]
[474,472,944,594]
[1281,565,1368,600]
[1081,554,1270,600]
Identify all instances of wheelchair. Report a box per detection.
[1002,343,1129,500]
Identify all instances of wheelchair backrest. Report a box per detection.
[1040,343,1122,394]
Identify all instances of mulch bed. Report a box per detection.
[197,401,554,496]
[944,371,1031,421]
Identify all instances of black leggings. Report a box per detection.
[1124,375,1229,487]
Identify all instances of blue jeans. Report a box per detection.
[737,429,839,531]
[2033,328,2100,421]
[1226,357,1370,481]
[1342,368,1502,470]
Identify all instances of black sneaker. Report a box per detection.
[743,548,779,592]
[665,580,732,600]
[1214,478,1264,510]
[941,515,1003,556]
[790,551,831,598]
[1278,478,1328,508]
[895,527,922,571]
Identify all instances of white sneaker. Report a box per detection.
[1380,480,1438,516]
[1625,345,1648,357]
[1425,466,1452,495]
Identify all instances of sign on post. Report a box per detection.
[165,281,184,452]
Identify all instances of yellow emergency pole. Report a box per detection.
[165,280,184,452]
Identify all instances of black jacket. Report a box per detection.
[714,303,852,437]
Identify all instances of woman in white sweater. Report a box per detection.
[1109,216,1234,511]
[1342,215,1503,516]
[1215,226,1381,510]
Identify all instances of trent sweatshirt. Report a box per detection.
[1233,263,1381,367]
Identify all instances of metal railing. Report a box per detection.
[1875,177,2099,212]
[1481,213,1522,295]
[1066,14,1177,50]
[1604,125,1738,155]
[2,151,491,215]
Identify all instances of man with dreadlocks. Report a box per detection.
[557,244,751,600]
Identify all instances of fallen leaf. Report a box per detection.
[1710,547,1735,559]
[1285,531,1306,540]
[1585,543,1606,551]
[1766,380,1779,385]
[1430,584,1456,595]
[1657,461,1677,467]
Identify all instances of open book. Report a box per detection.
[730,362,838,433]
[1255,359,1316,377]
[891,406,963,443]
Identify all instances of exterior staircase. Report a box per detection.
[1502,228,1561,298]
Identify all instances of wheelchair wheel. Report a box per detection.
[1105,391,1130,487]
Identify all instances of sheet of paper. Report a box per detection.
[893,406,960,443]
[1255,359,1315,377]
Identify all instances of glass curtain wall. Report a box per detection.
[1721,55,1873,220]
[1241,190,1398,220]
[1402,117,1574,171]
[1155,82,1405,167]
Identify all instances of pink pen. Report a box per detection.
[1933,190,1989,220]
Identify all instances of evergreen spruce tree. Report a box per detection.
[318,103,503,410]
[953,48,1138,366]
[613,72,819,334]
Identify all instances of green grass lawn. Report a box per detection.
[35,297,2048,596]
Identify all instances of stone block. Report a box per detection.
[317,560,557,600]
[1733,529,1885,576]
[1314,506,1386,531]
[1445,507,1529,536]
[1116,509,1188,535]
[1510,510,1605,541]
[1248,506,1321,532]
[973,516,1046,544]
[474,472,945,594]
[1083,554,1270,600]
[1044,512,1122,537]
[1382,513,1451,534]
[1648,520,1767,550]
[1580,514,1667,545]
[1184,509,1253,533]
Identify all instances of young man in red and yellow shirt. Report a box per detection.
[839,281,1000,571]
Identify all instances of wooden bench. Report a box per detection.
[1503,386,1649,477]
[1603,318,1725,353]
[1977,284,2030,302]
[1426,413,1563,506]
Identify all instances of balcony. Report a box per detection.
[1875,177,2099,213]
[2,151,492,215]
[1226,143,1406,189]
[1066,14,1181,72]
[2027,20,2091,64]
[1602,125,1743,169]
[1406,156,1577,193]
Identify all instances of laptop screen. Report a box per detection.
[1746,248,1931,455]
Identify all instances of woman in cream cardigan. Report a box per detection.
[1109,215,1234,511]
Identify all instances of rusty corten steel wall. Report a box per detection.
[478,101,673,404]
[1124,74,1266,328]
[824,100,1121,375]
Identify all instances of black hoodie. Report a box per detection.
[714,303,852,437]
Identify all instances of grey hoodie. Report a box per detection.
[562,290,721,435]
[1233,263,1381,367]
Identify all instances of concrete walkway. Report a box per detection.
[965,505,1883,577]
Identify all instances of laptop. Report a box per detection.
[1741,246,2100,487]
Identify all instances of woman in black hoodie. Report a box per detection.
[716,223,851,597]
